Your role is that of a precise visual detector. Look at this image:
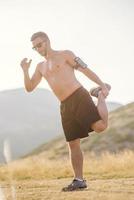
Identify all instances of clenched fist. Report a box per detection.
[20,58,32,71]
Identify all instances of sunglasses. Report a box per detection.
[32,40,45,50]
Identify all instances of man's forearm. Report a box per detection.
[82,68,105,88]
[23,70,32,92]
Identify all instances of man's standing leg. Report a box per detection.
[68,138,83,180]
[62,138,87,191]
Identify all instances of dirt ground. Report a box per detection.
[1,178,134,200]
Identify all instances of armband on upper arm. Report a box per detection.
[73,57,88,69]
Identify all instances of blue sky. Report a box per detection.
[0,0,134,104]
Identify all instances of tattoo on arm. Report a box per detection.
[73,57,88,69]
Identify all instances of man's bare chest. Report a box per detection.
[40,57,67,77]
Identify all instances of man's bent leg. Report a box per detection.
[91,91,108,132]
[68,138,83,180]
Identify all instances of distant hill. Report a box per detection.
[0,88,122,163]
[26,102,134,159]
[104,101,122,111]
[0,88,62,163]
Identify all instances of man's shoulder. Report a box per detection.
[37,61,46,67]
[60,50,76,59]
[36,61,46,72]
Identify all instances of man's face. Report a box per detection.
[32,37,47,56]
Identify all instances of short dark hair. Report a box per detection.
[30,31,50,42]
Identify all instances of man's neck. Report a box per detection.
[45,49,57,60]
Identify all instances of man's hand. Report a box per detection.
[101,85,110,98]
[20,58,32,71]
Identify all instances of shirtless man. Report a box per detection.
[20,32,111,191]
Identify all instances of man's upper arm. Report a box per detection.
[64,50,88,72]
[64,50,77,67]
[31,63,42,89]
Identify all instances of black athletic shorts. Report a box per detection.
[60,86,101,142]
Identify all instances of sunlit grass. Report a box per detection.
[0,150,134,181]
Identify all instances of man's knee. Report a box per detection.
[68,138,80,149]
[91,120,108,133]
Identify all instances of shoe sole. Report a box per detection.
[62,187,88,192]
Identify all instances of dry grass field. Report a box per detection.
[0,150,134,200]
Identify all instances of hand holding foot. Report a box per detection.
[90,83,111,98]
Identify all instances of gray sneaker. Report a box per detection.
[62,179,87,192]
[90,83,111,98]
